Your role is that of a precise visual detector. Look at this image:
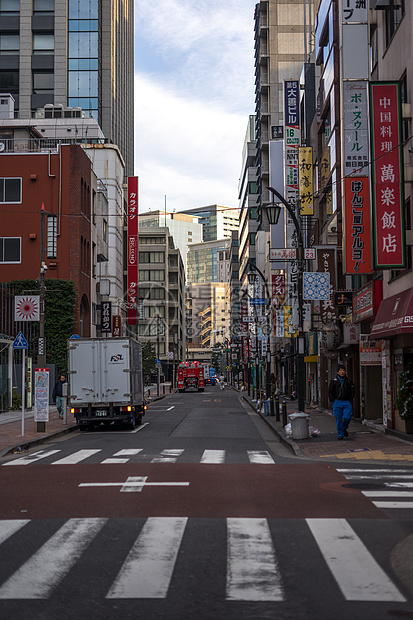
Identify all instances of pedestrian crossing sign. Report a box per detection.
[13,331,29,349]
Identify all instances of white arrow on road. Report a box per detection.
[79,476,190,493]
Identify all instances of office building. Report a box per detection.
[186,238,230,286]
[180,205,238,242]
[0,0,134,175]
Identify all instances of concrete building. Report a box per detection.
[186,282,230,349]
[180,205,238,242]
[187,238,230,285]
[137,227,186,373]
[0,0,134,175]
[238,115,258,283]
[138,210,203,271]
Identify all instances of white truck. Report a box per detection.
[68,337,146,430]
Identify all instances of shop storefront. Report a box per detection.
[371,288,413,434]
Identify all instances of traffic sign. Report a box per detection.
[156,358,161,365]
[13,331,28,349]
[250,298,266,306]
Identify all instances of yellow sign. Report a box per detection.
[298,147,314,215]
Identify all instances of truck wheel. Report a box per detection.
[136,413,142,426]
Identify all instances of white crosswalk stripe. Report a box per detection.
[3,447,280,466]
[106,517,187,598]
[337,468,413,510]
[307,518,406,602]
[0,518,106,599]
[0,517,407,603]
[226,518,283,601]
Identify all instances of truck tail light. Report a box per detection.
[70,408,81,414]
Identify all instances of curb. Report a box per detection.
[242,395,304,457]
[0,424,79,459]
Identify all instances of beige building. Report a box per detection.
[186,282,230,349]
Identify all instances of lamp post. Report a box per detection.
[247,263,272,399]
[267,186,305,414]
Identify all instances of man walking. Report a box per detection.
[328,364,355,440]
[52,374,67,419]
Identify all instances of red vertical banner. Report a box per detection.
[127,177,138,325]
[369,82,405,269]
[343,177,372,273]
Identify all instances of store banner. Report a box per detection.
[317,248,337,324]
[284,80,300,207]
[343,177,372,274]
[271,274,285,305]
[298,147,314,215]
[127,177,139,325]
[369,82,405,269]
[360,334,382,366]
[284,306,294,337]
[343,82,369,176]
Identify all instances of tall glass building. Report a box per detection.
[0,0,134,175]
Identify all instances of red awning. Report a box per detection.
[370,288,413,338]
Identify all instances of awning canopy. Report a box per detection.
[370,288,413,338]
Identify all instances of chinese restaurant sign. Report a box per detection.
[369,82,405,269]
[343,177,372,274]
[284,80,300,207]
[298,147,314,215]
[127,176,139,325]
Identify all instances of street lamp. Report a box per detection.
[247,263,272,400]
[268,186,305,413]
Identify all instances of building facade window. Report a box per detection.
[138,251,165,263]
[0,237,21,262]
[139,269,165,282]
[68,0,99,120]
[33,0,54,13]
[0,0,19,13]
[0,34,19,54]
[32,33,54,54]
[385,0,405,47]
[0,177,21,202]
[32,72,54,94]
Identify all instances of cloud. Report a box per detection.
[134,74,246,212]
[134,0,256,212]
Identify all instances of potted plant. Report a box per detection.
[395,361,413,432]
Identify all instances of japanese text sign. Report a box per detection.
[272,274,285,306]
[343,0,367,23]
[343,177,372,274]
[369,82,405,269]
[127,176,139,325]
[343,82,369,176]
[284,80,300,207]
[298,147,314,215]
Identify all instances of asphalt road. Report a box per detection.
[0,385,413,620]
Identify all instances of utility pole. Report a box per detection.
[38,205,47,367]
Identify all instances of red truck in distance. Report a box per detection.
[177,361,205,392]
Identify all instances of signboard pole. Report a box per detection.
[21,348,25,437]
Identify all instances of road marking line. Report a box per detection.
[2,450,61,466]
[339,474,413,480]
[247,451,275,464]
[0,520,29,545]
[51,450,101,465]
[362,491,413,497]
[373,501,413,509]
[131,422,149,433]
[101,449,143,464]
[226,518,284,601]
[306,518,406,602]
[200,450,225,463]
[0,518,106,599]
[338,469,412,473]
[106,517,187,599]
[78,479,190,492]
[151,449,184,463]
[167,406,175,411]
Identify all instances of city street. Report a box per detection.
[0,386,413,619]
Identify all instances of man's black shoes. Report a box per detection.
[344,429,348,438]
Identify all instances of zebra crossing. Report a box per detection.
[2,448,277,466]
[0,517,407,602]
[338,468,413,509]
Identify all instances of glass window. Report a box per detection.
[68,70,98,97]
[0,35,19,54]
[0,237,21,262]
[33,72,54,94]
[69,0,98,20]
[68,32,98,58]
[0,71,18,92]
[33,0,54,13]
[0,178,21,202]
[0,0,19,12]
[33,34,54,54]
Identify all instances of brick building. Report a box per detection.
[0,138,95,335]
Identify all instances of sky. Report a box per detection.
[134,0,257,215]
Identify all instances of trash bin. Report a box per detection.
[288,413,309,440]
[264,399,270,416]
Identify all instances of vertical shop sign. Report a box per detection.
[343,82,369,176]
[343,177,372,273]
[34,368,49,422]
[101,301,112,334]
[370,82,405,269]
[298,147,314,215]
[382,340,391,428]
[284,306,294,337]
[112,315,121,337]
[284,80,300,207]
[317,249,337,324]
[127,177,139,325]
[272,274,285,305]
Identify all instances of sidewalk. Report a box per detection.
[242,393,413,464]
[0,385,168,458]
